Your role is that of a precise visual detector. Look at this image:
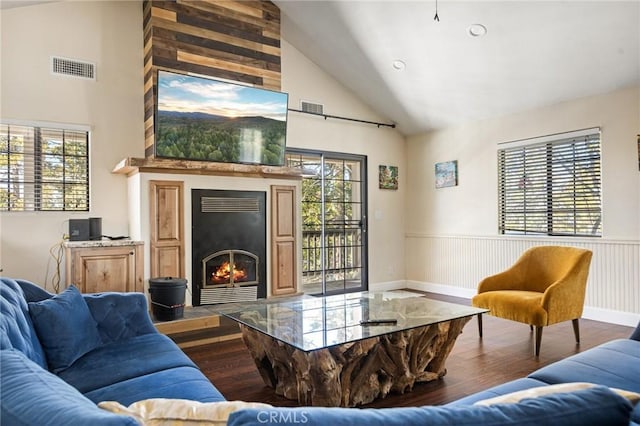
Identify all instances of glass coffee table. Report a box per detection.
[216,290,487,407]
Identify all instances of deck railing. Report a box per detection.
[302,228,362,278]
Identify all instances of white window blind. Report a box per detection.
[498,128,601,237]
[0,123,89,212]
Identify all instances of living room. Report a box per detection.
[1,1,639,425]
[1,0,638,325]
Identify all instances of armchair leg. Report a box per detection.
[477,313,483,338]
[572,319,580,344]
[534,326,543,357]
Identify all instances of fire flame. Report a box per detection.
[211,261,247,284]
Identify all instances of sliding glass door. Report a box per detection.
[286,149,368,295]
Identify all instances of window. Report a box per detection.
[0,123,89,211]
[498,128,601,237]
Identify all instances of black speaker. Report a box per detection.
[69,219,90,241]
[89,217,102,240]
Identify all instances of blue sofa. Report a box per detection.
[2,276,639,425]
[0,277,225,425]
[227,321,640,425]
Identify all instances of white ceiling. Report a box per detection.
[275,1,640,136]
[0,0,57,9]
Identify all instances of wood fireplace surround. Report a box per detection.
[113,157,301,304]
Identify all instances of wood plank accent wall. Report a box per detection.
[143,0,282,157]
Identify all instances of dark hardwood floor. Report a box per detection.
[183,292,635,408]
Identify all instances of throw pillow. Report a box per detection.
[28,285,103,373]
[99,399,272,425]
[473,382,640,406]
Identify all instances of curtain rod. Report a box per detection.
[288,108,396,129]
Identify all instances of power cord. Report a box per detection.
[46,239,64,294]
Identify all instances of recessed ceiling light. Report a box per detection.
[392,60,406,70]
[467,24,487,37]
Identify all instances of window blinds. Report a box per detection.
[498,129,601,237]
[1,123,89,212]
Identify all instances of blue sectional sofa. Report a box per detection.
[1,276,639,425]
[228,321,640,426]
[0,277,225,425]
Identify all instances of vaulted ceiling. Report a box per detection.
[275,1,640,136]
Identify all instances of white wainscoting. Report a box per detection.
[404,234,640,327]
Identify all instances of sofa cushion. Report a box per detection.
[0,278,48,368]
[83,291,158,344]
[85,365,227,406]
[630,320,640,341]
[0,349,138,426]
[15,278,54,302]
[633,402,640,426]
[528,339,640,393]
[228,386,632,426]
[59,333,199,393]
[99,399,271,425]
[473,382,640,406]
[447,377,552,406]
[28,285,103,373]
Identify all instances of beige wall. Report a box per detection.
[405,85,640,239]
[0,2,407,291]
[0,1,144,286]
[405,85,640,323]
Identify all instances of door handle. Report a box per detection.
[359,216,367,232]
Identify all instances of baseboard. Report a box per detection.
[405,280,640,328]
[369,280,406,292]
[406,280,476,299]
[582,306,640,328]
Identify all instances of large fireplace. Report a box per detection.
[192,189,267,305]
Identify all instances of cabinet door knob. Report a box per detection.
[130,251,134,255]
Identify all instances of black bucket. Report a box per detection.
[148,277,187,321]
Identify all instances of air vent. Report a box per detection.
[301,100,324,115]
[51,56,96,81]
[201,197,260,213]
[200,286,258,304]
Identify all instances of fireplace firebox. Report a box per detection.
[203,250,258,287]
[192,189,266,305]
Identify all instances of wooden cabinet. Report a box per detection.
[149,180,184,278]
[64,241,143,293]
[270,185,298,296]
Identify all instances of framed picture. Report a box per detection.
[435,160,458,188]
[379,165,398,190]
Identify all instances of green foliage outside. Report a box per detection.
[1,125,88,211]
[297,159,359,276]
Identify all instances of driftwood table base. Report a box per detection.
[240,317,471,407]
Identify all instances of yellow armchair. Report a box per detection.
[471,246,593,356]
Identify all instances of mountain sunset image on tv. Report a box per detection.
[155,70,289,166]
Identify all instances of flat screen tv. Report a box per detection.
[155,70,289,166]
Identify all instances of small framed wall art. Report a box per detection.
[435,160,458,188]
[379,165,398,190]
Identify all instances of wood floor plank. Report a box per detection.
[183,292,635,407]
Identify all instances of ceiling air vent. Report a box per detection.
[300,100,324,115]
[51,56,96,81]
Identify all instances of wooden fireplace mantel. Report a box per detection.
[112,157,302,180]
